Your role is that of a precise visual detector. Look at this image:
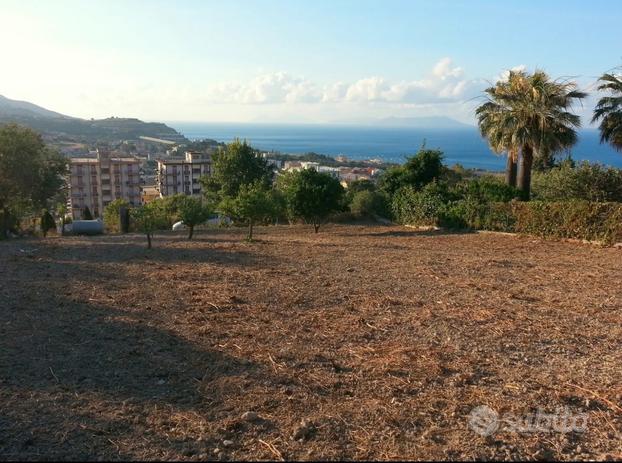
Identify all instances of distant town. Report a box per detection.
[67,143,387,220]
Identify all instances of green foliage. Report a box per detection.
[532,162,622,202]
[103,199,131,233]
[349,190,390,219]
[456,175,521,203]
[378,148,444,196]
[439,200,622,245]
[40,210,56,237]
[82,206,94,220]
[130,200,170,248]
[476,70,586,197]
[200,139,272,201]
[279,168,345,233]
[592,72,622,151]
[159,194,188,224]
[0,124,68,237]
[177,196,211,239]
[218,182,278,240]
[391,183,448,226]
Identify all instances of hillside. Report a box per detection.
[1,224,621,460]
[0,94,187,144]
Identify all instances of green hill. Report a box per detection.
[0,95,187,144]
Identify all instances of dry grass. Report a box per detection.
[1,224,621,461]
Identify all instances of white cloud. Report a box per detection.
[432,57,464,80]
[203,58,483,106]
[495,65,527,83]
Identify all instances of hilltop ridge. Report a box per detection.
[0,94,187,144]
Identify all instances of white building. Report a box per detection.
[156,151,212,197]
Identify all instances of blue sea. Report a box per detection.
[169,122,622,171]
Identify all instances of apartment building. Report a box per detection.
[156,151,212,197]
[68,149,142,219]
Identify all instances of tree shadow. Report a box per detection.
[353,227,477,238]
[0,236,280,460]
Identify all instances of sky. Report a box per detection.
[1,0,621,125]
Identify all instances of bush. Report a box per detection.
[532,162,622,202]
[391,183,448,226]
[511,201,622,244]
[103,199,131,233]
[349,190,390,219]
[443,200,622,244]
[82,206,94,220]
[457,175,521,203]
[40,210,56,237]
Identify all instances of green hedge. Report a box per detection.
[395,197,622,245]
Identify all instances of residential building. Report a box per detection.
[141,186,160,204]
[68,149,141,219]
[156,151,212,197]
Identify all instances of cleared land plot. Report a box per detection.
[1,225,621,460]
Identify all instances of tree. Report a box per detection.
[82,206,94,220]
[0,124,68,237]
[178,196,211,240]
[218,183,277,240]
[476,70,586,199]
[56,202,68,236]
[103,199,131,233]
[40,210,56,237]
[200,139,272,201]
[476,77,521,187]
[130,201,169,249]
[280,168,344,233]
[592,71,622,151]
[349,190,390,219]
[378,148,445,197]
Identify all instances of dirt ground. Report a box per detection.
[1,224,621,461]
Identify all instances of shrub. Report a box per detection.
[391,183,448,226]
[511,201,622,244]
[103,199,131,233]
[442,200,622,245]
[349,190,390,219]
[531,162,622,202]
[378,148,445,196]
[458,175,520,203]
[40,210,56,237]
[82,206,94,220]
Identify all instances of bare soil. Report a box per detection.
[1,224,621,461]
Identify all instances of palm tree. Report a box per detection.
[476,70,586,199]
[592,72,622,151]
[476,76,520,187]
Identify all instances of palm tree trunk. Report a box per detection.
[188,225,194,240]
[146,233,152,249]
[505,152,517,187]
[518,145,534,200]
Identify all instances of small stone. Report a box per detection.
[157,379,165,385]
[241,411,259,421]
[213,448,221,454]
[292,419,316,441]
[222,440,234,447]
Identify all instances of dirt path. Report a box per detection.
[1,224,621,460]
